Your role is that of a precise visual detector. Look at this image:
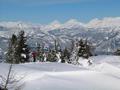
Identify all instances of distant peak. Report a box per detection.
[66,19,79,24]
[87,17,120,28]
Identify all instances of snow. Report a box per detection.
[21,53,27,58]
[0,55,120,90]
[78,58,90,67]
[87,17,120,28]
[56,52,62,63]
[43,20,62,31]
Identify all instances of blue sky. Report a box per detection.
[0,0,120,24]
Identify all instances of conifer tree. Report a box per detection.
[36,43,41,59]
[61,48,70,63]
[47,50,57,62]
[54,39,61,53]
[78,39,92,59]
[114,49,120,55]
[36,43,44,61]
[46,39,61,62]
[15,31,30,63]
[6,34,17,63]
[69,40,79,64]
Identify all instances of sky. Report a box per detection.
[0,0,120,24]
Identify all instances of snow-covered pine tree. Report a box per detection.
[15,31,30,63]
[69,39,93,65]
[54,39,61,52]
[61,48,70,63]
[6,34,17,63]
[36,43,45,62]
[47,50,57,62]
[47,39,61,62]
[36,43,41,60]
[54,39,57,53]
[78,39,92,59]
[69,40,79,64]
[56,52,62,63]
[54,40,62,62]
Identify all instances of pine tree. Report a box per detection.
[36,43,41,59]
[61,48,70,63]
[69,39,93,65]
[78,39,92,59]
[54,39,61,53]
[6,34,17,63]
[46,39,61,62]
[47,50,57,62]
[69,40,79,64]
[114,49,120,55]
[15,31,30,63]
[36,43,44,61]
[54,39,62,62]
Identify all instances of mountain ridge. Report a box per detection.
[0,17,120,54]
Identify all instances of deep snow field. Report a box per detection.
[0,55,120,90]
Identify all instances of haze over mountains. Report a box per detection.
[0,17,120,54]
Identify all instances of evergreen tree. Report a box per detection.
[61,48,70,63]
[69,40,79,64]
[15,31,30,63]
[69,39,93,65]
[114,49,120,55]
[6,34,17,63]
[46,39,61,62]
[47,50,57,62]
[54,39,61,53]
[36,43,41,59]
[54,40,62,62]
[78,39,92,59]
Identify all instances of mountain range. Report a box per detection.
[0,17,120,55]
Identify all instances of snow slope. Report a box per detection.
[0,55,120,90]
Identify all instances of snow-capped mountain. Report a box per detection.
[0,17,120,54]
[87,17,120,28]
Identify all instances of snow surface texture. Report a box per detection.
[0,17,120,54]
[0,55,120,90]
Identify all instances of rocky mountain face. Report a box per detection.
[0,17,120,55]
